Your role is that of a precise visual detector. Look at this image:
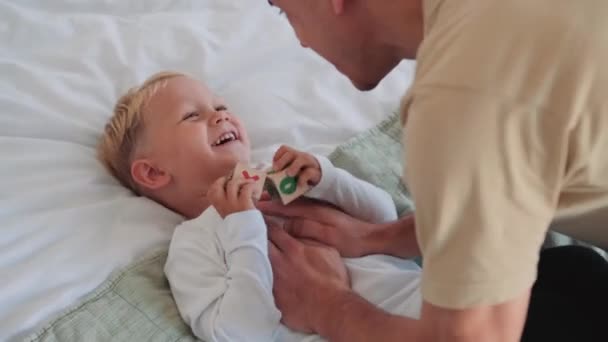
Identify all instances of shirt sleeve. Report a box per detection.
[164,209,281,342]
[306,155,398,223]
[405,86,564,309]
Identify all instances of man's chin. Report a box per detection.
[351,79,380,91]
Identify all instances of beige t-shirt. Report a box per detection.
[402,0,608,309]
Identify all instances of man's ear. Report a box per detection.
[131,159,171,191]
[330,0,345,14]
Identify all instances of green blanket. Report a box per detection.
[27,251,195,342]
[329,114,413,217]
[27,113,411,342]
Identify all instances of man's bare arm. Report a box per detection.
[268,225,531,342]
[367,215,420,258]
[318,289,531,342]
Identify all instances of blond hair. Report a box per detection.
[97,71,185,193]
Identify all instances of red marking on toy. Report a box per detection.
[242,170,260,182]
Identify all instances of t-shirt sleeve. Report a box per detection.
[404,86,563,309]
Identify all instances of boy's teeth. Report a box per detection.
[214,132,237,146]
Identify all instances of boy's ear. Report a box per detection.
[131,159,171,191]
[330,0,345,14]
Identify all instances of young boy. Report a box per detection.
[98,71,423,341]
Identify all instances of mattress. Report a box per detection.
[0,0,415,340]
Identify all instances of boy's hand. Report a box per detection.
[208,176,256,218]
[273,145,321,188]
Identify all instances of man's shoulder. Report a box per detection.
[423,0,608,67]
[413,0,608,114]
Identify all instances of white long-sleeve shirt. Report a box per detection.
[164,156,422,342]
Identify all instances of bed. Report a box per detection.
[0,1,416,340]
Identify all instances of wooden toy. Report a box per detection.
[266,169,312,205]
[229,163,312,204]
[230,162,267,200]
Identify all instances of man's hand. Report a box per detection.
[208,176,255,218]
[259,198,377,257]
[259,198,420,258]
[268,225,351,333]
[272,145,321,188]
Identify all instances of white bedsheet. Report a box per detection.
[0,1,415,340]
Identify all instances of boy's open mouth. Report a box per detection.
[212,131,239,147]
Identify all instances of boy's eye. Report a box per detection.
[215,105,228,112]
[183,112,199,120]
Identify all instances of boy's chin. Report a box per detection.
[221,154,250,172]
[217,143,250,161]
[232,149,251,164]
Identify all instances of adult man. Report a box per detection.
[262,0,608,341]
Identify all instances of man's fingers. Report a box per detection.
[268,225,300,254]
[259,191,272,201]
[287,218,331,243]
[264,215,286,229]
[268,240,281,261]
[256,200,284,216]
[284,199,333,219]
[268,239,289,278]
[258,199,317,219]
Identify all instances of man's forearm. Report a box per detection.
[316,289,530,342]
[367,214,420,258]
[316,289,421,342]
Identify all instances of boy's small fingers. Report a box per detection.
[300,153,316,165]
[239,183,255,202]
[273,145,293,161]
[286,158,306,177]
[226,178,242,202]
[209,177,227,196]
[298,168,318,188]
[211,176,227,188]
[273,146,286,162]
[273,152,294,172]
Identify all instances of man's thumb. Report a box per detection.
[256,200,283,216]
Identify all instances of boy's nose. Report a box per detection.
[212,112,229,125]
